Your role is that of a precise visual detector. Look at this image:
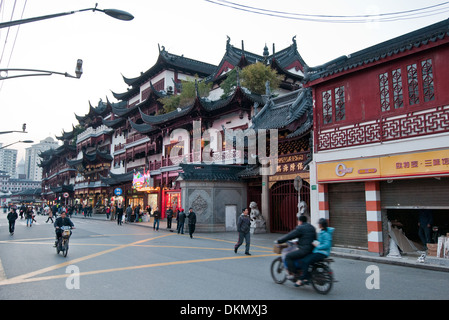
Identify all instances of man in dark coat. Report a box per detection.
[7,207,18,235]
[234,207,252,255]
[187,208,197,238]
[53,211,75,247]
[166,206,174,229]
[177,209,186,234]
[276,215,316,276]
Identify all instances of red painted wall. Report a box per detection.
[310,41,449,132]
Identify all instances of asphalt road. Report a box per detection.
[1,212,449,304]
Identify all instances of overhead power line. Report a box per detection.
[204,0,449,23]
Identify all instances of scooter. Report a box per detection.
[56,226,73,257]
[271,241,335,295]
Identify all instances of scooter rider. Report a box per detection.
[53,211,75,247]
[275,215,316,278]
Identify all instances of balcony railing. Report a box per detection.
[147,149,244,171]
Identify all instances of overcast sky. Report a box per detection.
[1,0,448,162]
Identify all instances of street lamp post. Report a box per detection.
[0,4,134,29]
[0,59,83,80]
[0,124,27,135]
[0,140,34,150]
[0,4,133,80]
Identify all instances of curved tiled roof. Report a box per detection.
[112,47,217,101]
[251,88,312,130]
[307,18,449,81]
[137,86,263,126]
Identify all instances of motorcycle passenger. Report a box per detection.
[275,215,316,278]
[295,218,334,286]
[53,211,75,247]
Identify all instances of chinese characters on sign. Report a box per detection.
[396,157,449,169]
[317,149,449,183]
[276,154,305,174]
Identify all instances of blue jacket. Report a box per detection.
[313,227,334,257]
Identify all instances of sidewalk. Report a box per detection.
[72,213,449,273]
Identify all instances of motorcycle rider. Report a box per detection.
[53,211,75,247]
[295,218,334,286]
[275,215,316,279]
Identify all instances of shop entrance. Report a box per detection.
[386,209,449,245]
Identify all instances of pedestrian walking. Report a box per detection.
[105,205,110,220]
[177,208,185,234]
[110,204,116,221]
[7,207,18,235]
[32,207,37,223]
[52,204,58,219]
[134,204,141,222]
[19,204,25,219]
[117,203,123,225]
[234,208,251,255]
[125,204,132,223]
[166,206,173,229]
[153,207,160,231]
[187,208,197,239]
[46,206,54,223]
[25,206,33,227]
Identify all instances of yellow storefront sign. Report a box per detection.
[317,149,449,182]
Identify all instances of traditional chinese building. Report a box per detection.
[67,99,114,209]
[98,37,312,232]
[40,131,77,205]
[307,18,449,254]
[247,87,313,233]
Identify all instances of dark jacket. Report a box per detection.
[54,217,75,229]
[153,210,160,219]
[177,211,186,223]
[7,210,18,221]
[237,213,251,233]
[277,222,316,250]
[187,211,197,225]
[166,208,173,218]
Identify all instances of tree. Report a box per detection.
[220,62,280,98]
[159,77,212,114]
[241,62,280,95]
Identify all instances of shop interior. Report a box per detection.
[387,209,449,245]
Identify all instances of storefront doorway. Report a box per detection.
[387,209,449,245]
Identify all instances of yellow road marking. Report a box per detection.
[0,253,277,286]
[0,231,275,287]
[0,258,6,282]
[0,233,173,286]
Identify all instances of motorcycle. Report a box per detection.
[56,226,73,257]
[271,241,335,295]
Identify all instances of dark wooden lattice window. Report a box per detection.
[380,59,435,112]
[379,72,390,111]
[322,90,332,124]
[322,87,345,124]
[335,86,345,121]
[392,68,403,109]
[407,63,420,105]
[421,59,435,102]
